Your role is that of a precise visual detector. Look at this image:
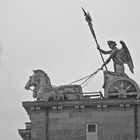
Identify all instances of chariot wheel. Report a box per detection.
[105,77,140,99]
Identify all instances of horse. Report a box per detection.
[25,70,83,101]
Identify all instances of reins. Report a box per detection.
[69,68,101,88]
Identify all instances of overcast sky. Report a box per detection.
[0,0,140,139]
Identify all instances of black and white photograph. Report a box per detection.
[0,0,140,140]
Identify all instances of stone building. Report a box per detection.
[18,70,140,140]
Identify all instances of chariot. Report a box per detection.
[103,71,140,99]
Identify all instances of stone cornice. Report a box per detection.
[22,98,140,117]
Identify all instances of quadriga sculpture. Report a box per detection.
[25,70,83,101]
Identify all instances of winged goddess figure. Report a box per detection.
[98,40,134,74]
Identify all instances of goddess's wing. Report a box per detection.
[119,40,134,73]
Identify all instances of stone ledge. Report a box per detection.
[22,99,140,116]
[18,129,31,139]
[23,98,140,107]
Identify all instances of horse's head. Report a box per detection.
[25,76,33,90]
[33,69,52,87]
[25,70,40,90]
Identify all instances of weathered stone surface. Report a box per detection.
[31,112,46,120]
[69,111,91,118]
[48,129,85,140]
[49,112,69,119]
[30,111,47,140]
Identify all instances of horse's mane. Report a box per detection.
[35,69,52,85]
